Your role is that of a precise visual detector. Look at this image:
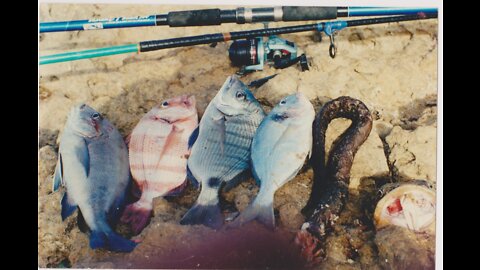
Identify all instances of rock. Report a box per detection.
[324,234,350,263]
[254,68,301,105]
[375,226,435,270]
[374,120,394,139]
[152,197,171,215]
[38,146,58,195]
[394,95,437,130]
[274,168,312,229]
[38,192,85,268]
[38,129,59,148]
[222,178,258,212]
[152,197,181,222]
[386,126,436,182]
[233,193,253,212]
[38,94,74,132]
[278,203,305,230]
[324,119,389,190]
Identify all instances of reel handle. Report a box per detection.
[273,53,309,71]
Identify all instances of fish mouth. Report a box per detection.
[72,120,103,138]
[153,117,173,124]
[215,88,233,116]
[214,104,235,117]
[160,118,172,124]
[74,128,103,138]
[213,75,245,117]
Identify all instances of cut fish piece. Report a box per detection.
[374,184,436,234]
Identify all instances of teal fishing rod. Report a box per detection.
[40,13,438,65]
[40,6,438,33]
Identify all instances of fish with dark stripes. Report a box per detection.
[121,95,198,234]
[180,75,266,229]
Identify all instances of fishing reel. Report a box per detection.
[228,35,309,74]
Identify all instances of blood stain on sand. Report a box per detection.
[125,223,304,269]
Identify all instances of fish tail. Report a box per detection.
[164,178,189,197]
[180,182,223,228]
[229,190,275,230]
[179,202,223,229]
[89,230,137,253]
[120,200,153,235]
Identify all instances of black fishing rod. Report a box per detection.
[40,13,438,65]
[40,6,437,33]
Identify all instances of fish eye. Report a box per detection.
[162,101,169,107]
[92,113,101,119]
[280,99,287,105]
[236,91,246,100]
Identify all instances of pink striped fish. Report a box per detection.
[121,95,198,234]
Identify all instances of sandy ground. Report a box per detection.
[38,3,438,269]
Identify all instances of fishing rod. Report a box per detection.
[39,13,438,66]
[40,6,438,33]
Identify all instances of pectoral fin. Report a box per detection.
[212,115,226,154]
[187,126,199,150]
[75,138,90,177]
[52,154,64,192]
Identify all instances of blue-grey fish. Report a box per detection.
[180,75,266,229]
[229,92,315,229]
[52,104,136,252]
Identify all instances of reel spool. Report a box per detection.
[228,36,309,73]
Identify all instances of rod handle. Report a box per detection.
[282,6,337,21]
[168,9,222,26]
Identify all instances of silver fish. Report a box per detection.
[180,75,266,229]
[230,92,315,229]
[52,104,136,252]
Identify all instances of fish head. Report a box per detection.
[150,95,197,123]
[67,103,105,138]
[213,75,263,116]
[374,184,436,234]
[270,92,315,123]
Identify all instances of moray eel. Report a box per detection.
[295,96,373,264]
